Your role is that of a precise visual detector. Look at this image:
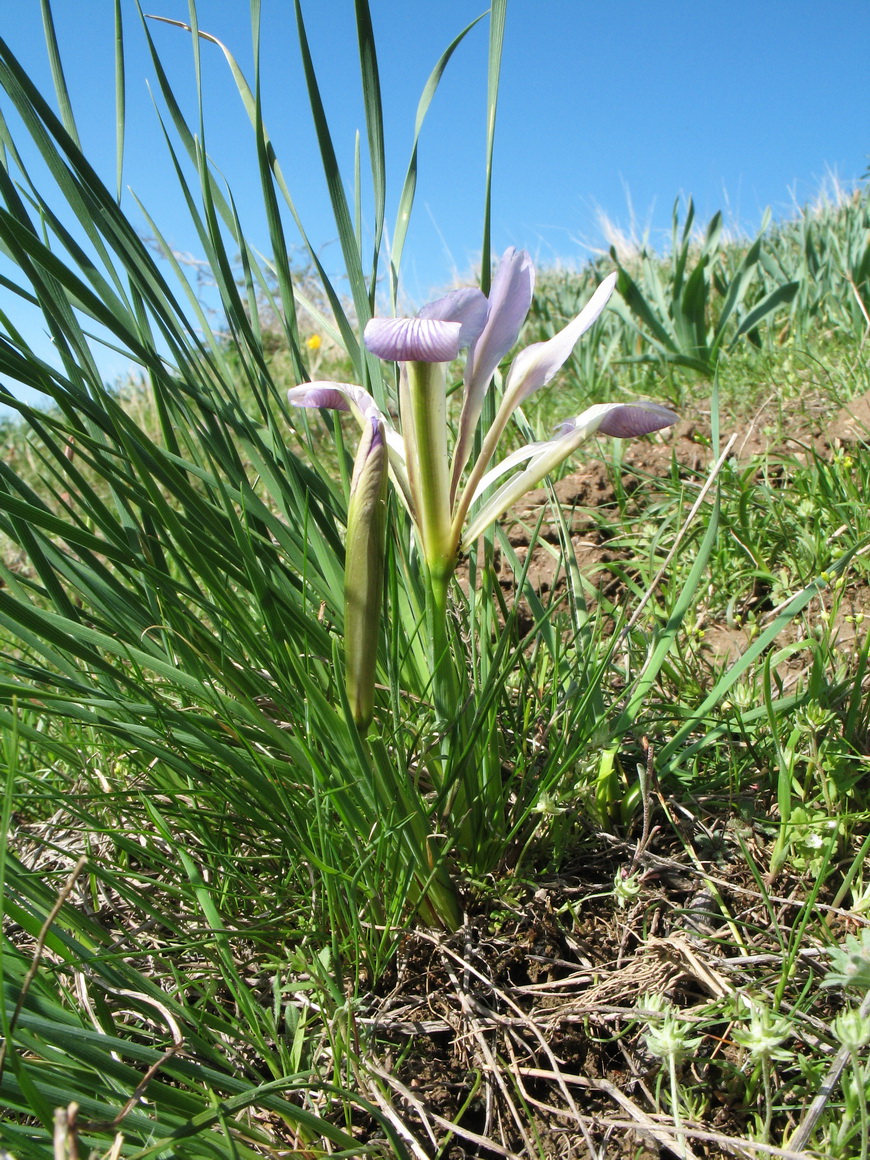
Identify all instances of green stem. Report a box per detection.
[761,1058,773,1146]
[365,735,461,931]
[429,570,458,724]
[668,1055,687,1157]
[427,567,474,858]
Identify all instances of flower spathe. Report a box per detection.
[343,414,388,729]
[288,249,678,576]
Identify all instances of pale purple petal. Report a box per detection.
[596,401,679,438]
[459,398,676,551]
[364,316,462,363]
[288,381,412,510]
[370,413,385,451]
[419,287,488,349]
[451,248,536,493]
[287,381,380,421]
[459,406,610,549]
[349,414,386,495]
[502,271,618,409]
[287,384,350,411]
[454,272,619,520]
[467,439,550,504]
[467,247,535,394]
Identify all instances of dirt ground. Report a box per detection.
[350,815,854,1158]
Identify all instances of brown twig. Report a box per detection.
[630,737,657,872]
[366,1059,524,1160]
[80,987,184,1132]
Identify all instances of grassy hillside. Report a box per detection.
[2,7,870,1157]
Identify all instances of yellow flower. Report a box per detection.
[305,334,322,351]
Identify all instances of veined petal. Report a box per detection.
[467,247,535,392]
[349,414,386,494]
[460,399,676,551]
[419,287,488,348]
[466,439,551,507]
[597,400,679,437]
[467,400,676,508]
[288,380,412,509]
[454,271,618,532]
[462,406,612,549]
[501,271,618,411]
[364,316,462,363]
[452,248,535,494]
[287,380,380,422]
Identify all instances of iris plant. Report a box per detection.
[289,248,677,728]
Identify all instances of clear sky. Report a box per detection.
[1,1,868,397]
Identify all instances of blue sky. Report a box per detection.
[1,1,868,398]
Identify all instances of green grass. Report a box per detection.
[2,3,870,1156]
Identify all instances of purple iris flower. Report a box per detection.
[288,249,677,574]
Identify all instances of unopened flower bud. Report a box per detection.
[344,416,388,729]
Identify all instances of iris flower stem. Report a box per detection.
[404,361,456,571]
[427,568,475,857]
[363,735,461,930]
[428,570,459,726]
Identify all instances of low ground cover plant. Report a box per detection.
[1,4,870,1158]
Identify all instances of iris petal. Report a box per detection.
[466,247,535,395]
[288,381,412,510]
[287,380,380,421]
[452,271,619,535]
[596,401,680,437]
[452,248,536,492]
[502,271,618,409]
[460,399,676,550]
[418,287,489,349]
[364,316,462,363]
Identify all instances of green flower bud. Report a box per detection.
[344,416,388,729]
